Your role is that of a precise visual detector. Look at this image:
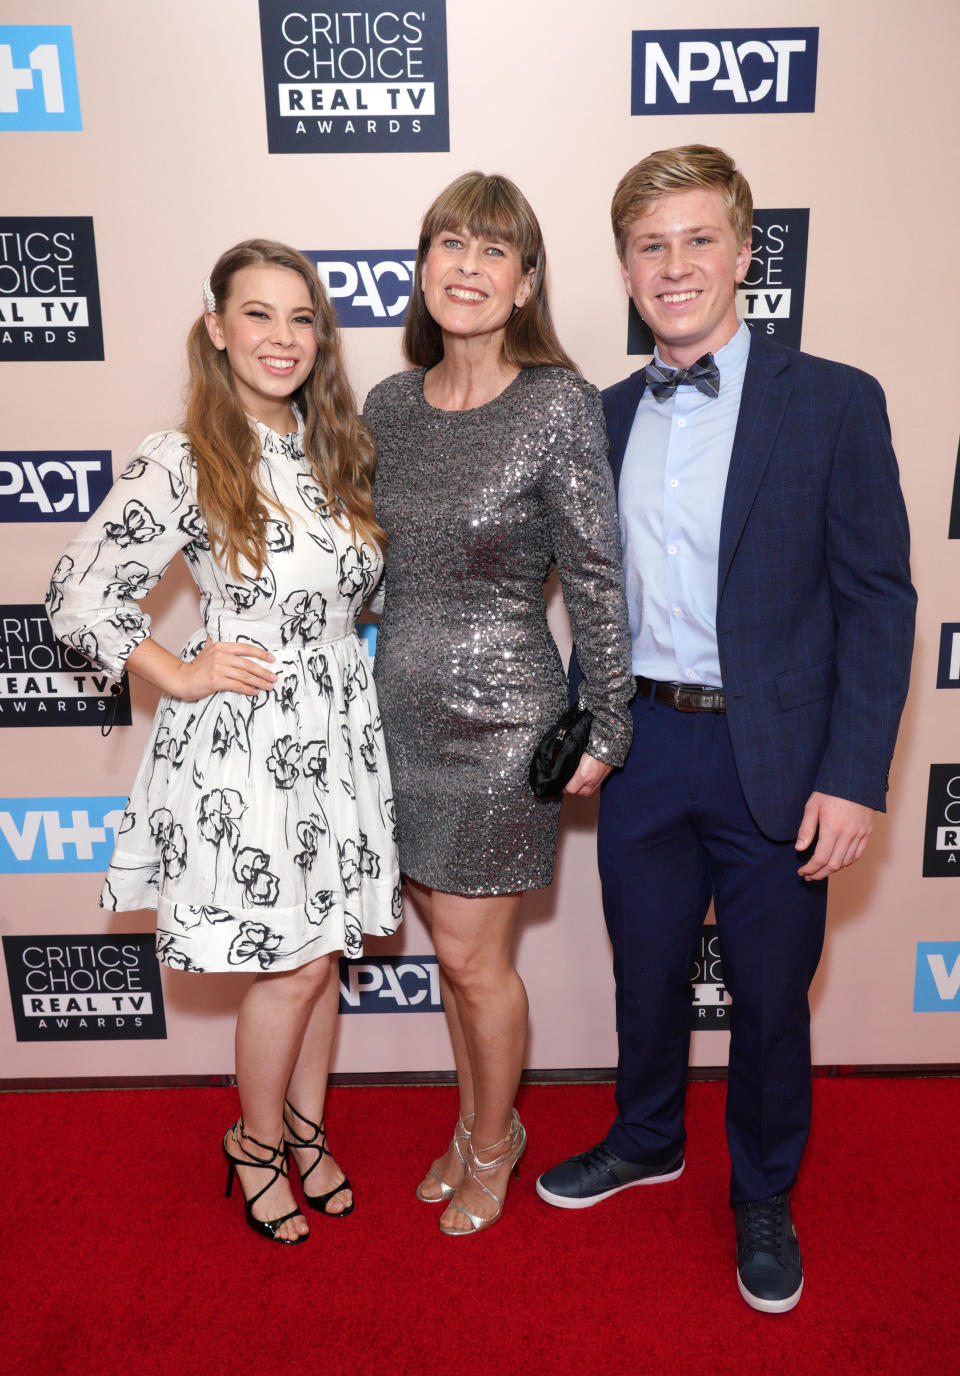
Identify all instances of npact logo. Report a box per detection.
[0,26,81,131]
[631,29,818,115]
[307,250,416,327]
[338,955,442,1012]
[0,450,112,521]
[914,943,960,1011]
[0,797,127,874]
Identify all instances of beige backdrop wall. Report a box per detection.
[1,0,958,1081]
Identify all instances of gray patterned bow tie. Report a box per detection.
[644,353,720,401]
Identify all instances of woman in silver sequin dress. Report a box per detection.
[364,174,634,1235]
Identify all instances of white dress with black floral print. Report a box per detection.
[46,421,401,973]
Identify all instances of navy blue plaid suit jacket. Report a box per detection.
[589,330,915,842]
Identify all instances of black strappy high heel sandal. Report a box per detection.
[283,1099,355,1217]
[222,1120,308,1244]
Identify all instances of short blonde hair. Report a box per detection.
[611,144,753,260]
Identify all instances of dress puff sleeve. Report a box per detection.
[46,431,201,681]
[540,375,635,767]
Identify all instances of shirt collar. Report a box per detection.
[248,404,305,459]
[651,319,751,376]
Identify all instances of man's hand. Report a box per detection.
[563,753,613,797]
[795,791,874,881]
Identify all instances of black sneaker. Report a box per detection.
[735,1194,803,1313]
[536,1141,684,1209]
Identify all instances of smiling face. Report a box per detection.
[420,227,533,349]
[620,186,751,368]
[205,263,319,429]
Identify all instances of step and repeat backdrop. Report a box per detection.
[1,1,958,1082]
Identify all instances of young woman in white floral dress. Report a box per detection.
[48,240,400,1245]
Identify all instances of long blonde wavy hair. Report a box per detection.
[185,239,384,579]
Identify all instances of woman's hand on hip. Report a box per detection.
[563,753,612,797]
[173,640,277,701]
[125,636,277,701]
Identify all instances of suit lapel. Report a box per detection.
[718,333,792,598]
[605,370,647,504]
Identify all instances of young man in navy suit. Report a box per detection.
[537,145,915,1312]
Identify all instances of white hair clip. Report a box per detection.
[202,276,217,313]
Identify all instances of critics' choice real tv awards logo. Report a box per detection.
[922,767,960,877]
[691,923,730,1028]
[259,2,449,154]
[631,28,818,115]
[0,25,81,131]
[2,935,166,1042]
[0,217,103,361]
[0,450,111,522]
[306,250,416,326]
[338,955,443,1013]
[628,210,809,355]
[0,796,127,875]
[0,606,131,727]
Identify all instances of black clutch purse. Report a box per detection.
[529,702,594,798]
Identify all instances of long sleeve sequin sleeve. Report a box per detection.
[540,376,634,766]
[46,432,198,680]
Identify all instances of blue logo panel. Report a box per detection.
[259,1,449,153]
[0,216,104,362]
[0,604,133,729]
[914,942,960,1011]
[631,29,818,115]
[0,796,127,873]
[356,622,378,659]
[338,955,442,1012]
[0,26,81,131]
[937,624,960,689]
[305,250,416,327]
[0,450,112,521]
[3,933,167,1042]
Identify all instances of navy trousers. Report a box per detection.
[597,692,828,1205]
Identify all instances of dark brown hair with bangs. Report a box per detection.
[185,238,385,579]
[403,171,578,372]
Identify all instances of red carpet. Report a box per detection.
[2,1078,957,1376]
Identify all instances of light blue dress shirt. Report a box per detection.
[619,321,750,687]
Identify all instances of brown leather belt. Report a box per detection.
[635,674,726,713]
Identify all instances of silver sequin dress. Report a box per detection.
[364,366,634,896]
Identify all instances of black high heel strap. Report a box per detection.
[283,1099,354,1216]
[223,1120,306,1242]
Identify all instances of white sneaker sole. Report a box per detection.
[737,1271,803,1314]
[535,1159,685,1210]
